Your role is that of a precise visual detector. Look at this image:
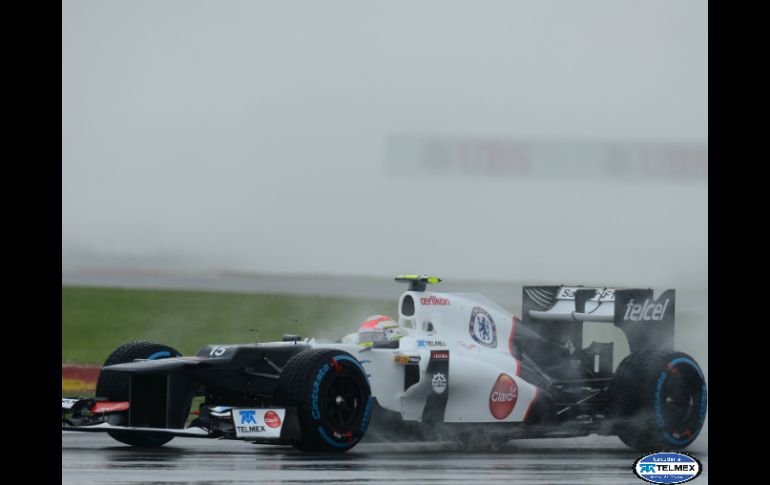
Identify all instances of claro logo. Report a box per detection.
[489,373,518,419]
[264,410,282,428]
[624,298,671,322]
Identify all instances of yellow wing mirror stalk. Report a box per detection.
[394,274,442,292]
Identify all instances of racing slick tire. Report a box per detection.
[610,350,707,451]
[95,340,182,447]
[274,348,372,452]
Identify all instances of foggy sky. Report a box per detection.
[62,1,707,290]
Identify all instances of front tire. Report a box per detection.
[610,350,707,451]
[275,349,372,452]
[95,340,182,447]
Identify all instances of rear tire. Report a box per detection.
[610,350,707,451]
[96,340,182,447]
[274,348,372,452]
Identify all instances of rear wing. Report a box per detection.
[521,286,675,353]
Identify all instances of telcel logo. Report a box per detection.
[624,298,670,321]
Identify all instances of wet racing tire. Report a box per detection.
[275,348,372,452]
[95,340,182,447]
[610,350,707,451]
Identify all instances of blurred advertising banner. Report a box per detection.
[386,136,707,182]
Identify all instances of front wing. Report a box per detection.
[62,397,301,443]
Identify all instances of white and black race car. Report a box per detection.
[62,275,707,452]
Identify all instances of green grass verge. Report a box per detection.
[62,286,395,365]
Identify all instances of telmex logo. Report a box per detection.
[624,298,671,322]
[417,339,446,348]
[633,452,702,484]
[489,373,518,419]
[239,410,257,424]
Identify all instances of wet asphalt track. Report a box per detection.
[62,432,707,484]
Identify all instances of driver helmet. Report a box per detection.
[357,315,403,346]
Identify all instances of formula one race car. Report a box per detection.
[61,275,708,453]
